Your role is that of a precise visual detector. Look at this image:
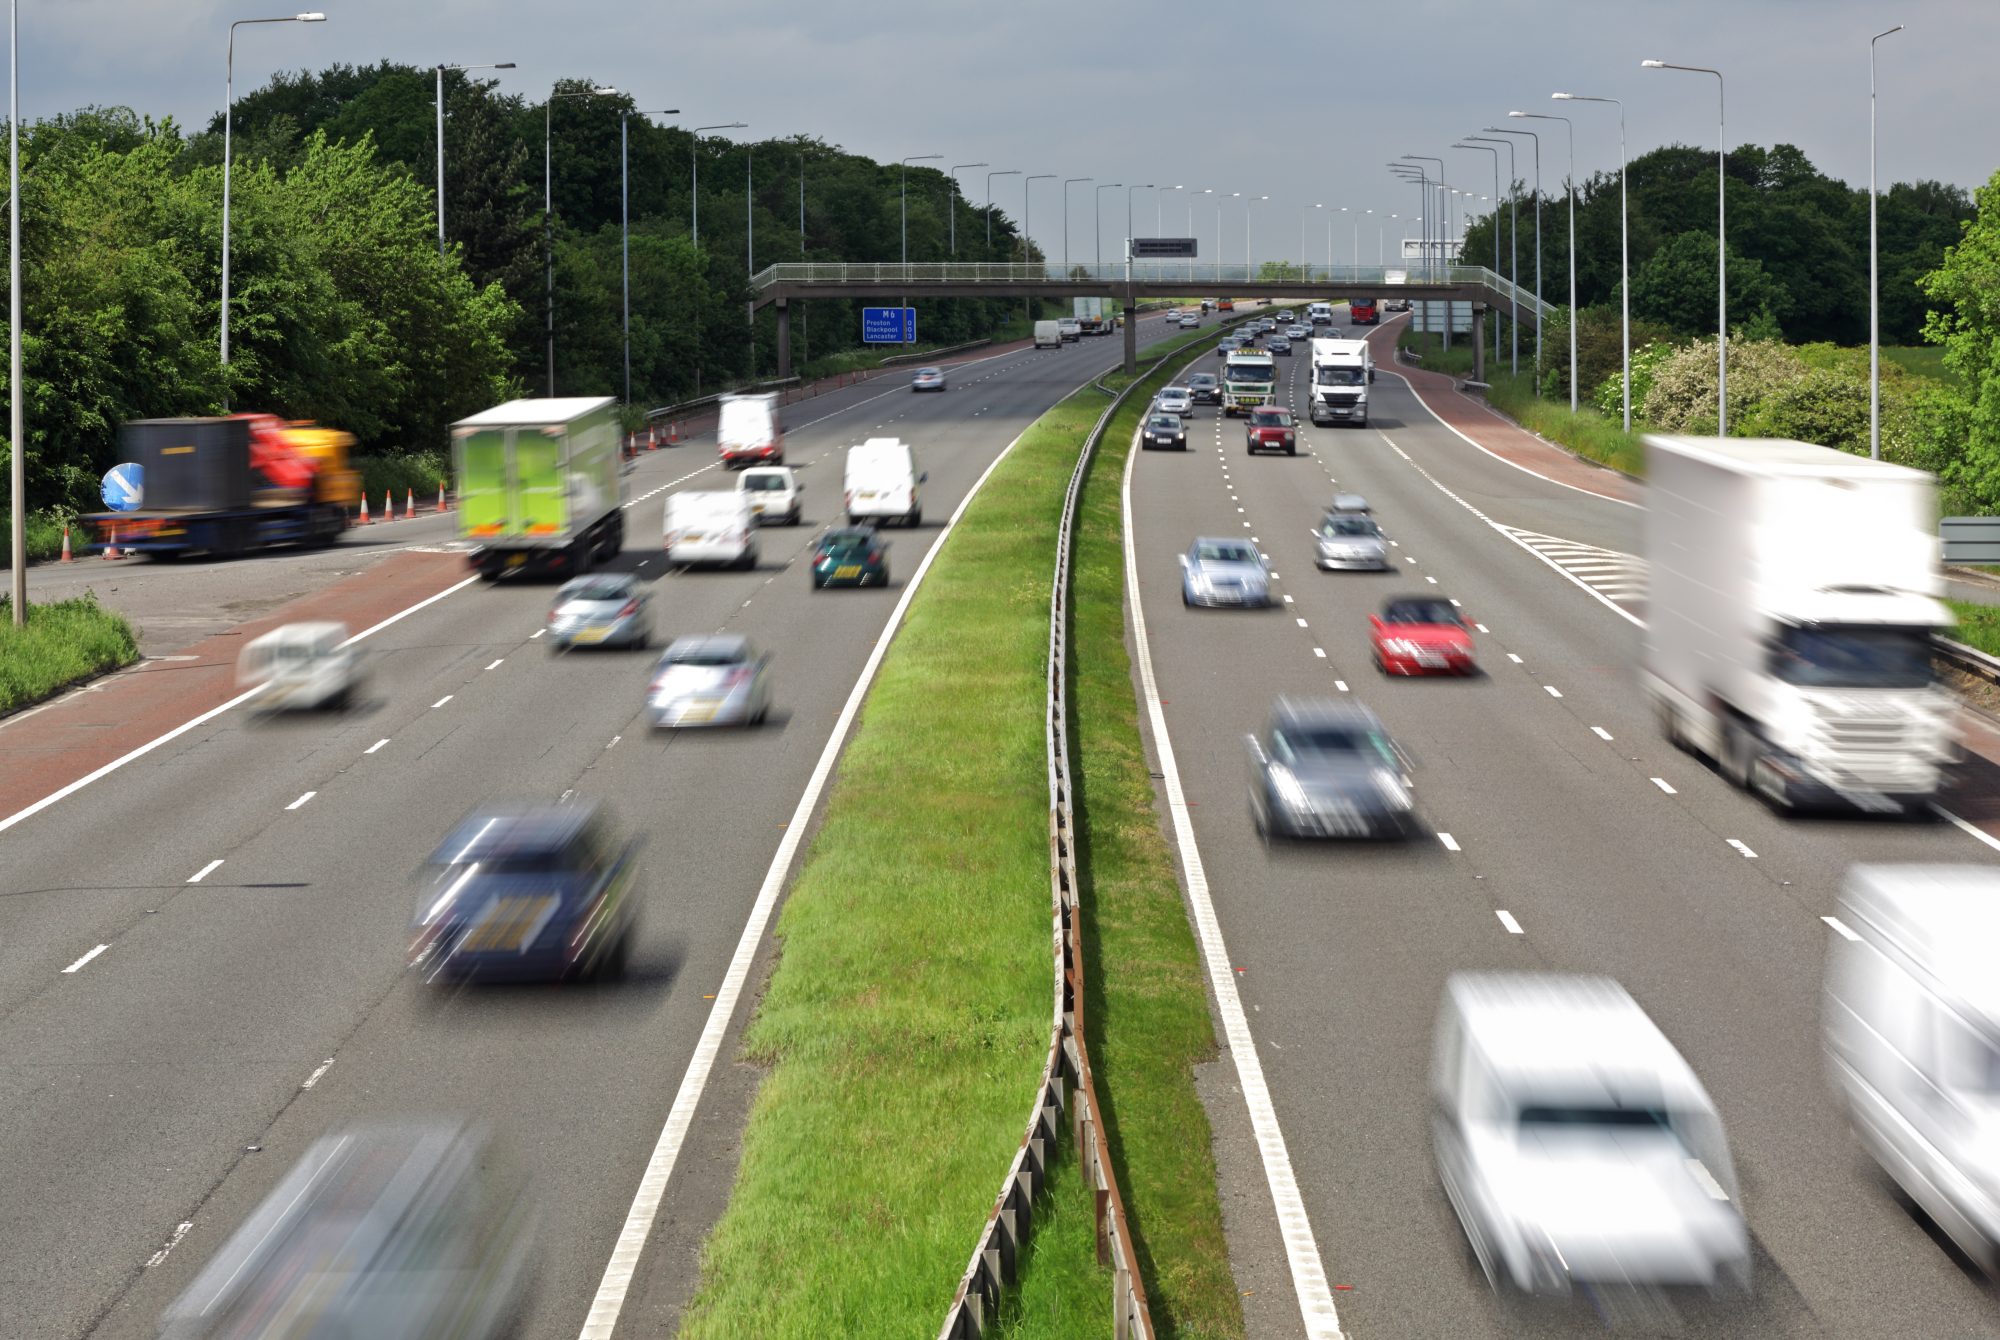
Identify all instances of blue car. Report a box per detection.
[410,803,639,984]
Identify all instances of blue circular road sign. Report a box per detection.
[102,462,143,511]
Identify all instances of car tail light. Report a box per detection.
[868,549,882,563]
[618,599,640,617]
[549,608,561,623]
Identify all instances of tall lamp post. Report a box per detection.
[948,161,986,255]
[1062,176,1091,271]
[1127,183,1153,261]
[223,12,326,411]
[986,169,1020,250]
[8,0,20,623]
[1643,59,1727,432]
[1485,126,1541,388]
[1246,194,1267,275]
[1157,183,1182,237]
[1454,142,1502,366]
[1094,182,1122,267]
[1468,134,1519,376]
[689,121,746,246]
[435,61,515,256]
[621,106,679,408]
[543,84,618,395]
[900,153,941,265]
[1511,111,1575,409]
[1553,92,1629,429]
[1023,173,1054,265]
[1869,24,1904,460]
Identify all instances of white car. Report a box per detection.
[910,367,946,392]
[1155,386,1195,417]
[1057,320,1082,342]
[1179,314,1199,329]
[738,465,802,526]
[238,621,360,710]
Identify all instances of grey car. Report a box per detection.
[1181,536,1272,608]
[1247,698,1419,839]
[1328,492,1372,516]
[1187,372,1221,404]
[1316,512,1391,571]
[648,634,772,727]
[1269,336,1293,356]
[1157,386,1195,417]
[1216,337,1242,358]
[547,573,651,649]
[1142,412,1188,451]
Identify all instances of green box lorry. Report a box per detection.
[452,397,624,579]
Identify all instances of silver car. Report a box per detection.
[1288,324,1312,340]
[1246,697,1419,840]
[547,573,651,649]
[1181,536,1272,608]
[911,367,947,391]
[1315,512,1391,571]
[1156,386,1195,417]
[1328,491,1371,516]
[648,634,772,727]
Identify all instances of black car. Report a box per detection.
[1141,412,1188,451]
[1187,373,1221,405]
[1269,337,1293,356]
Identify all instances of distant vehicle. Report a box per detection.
[911,367,947,392]
[409,802,639,983]
[738,465,803,526]
[238,621,360,711]
[1432,972,1750,1297]
[1275,310,1296,323]
[1245,406,1297,455]
[1217,299,1234,311]
[648,634,772,727]
[546,572,650,650]
[810,526,890,589]
[1187,372,1221,405]
[1181,535,1272,608]
[453,398,623,579]
[1034,319,1063,349]
[717,391,784,469]
[1141,412,1188,451]
[1216,337,1242,358]
[1826,864,2000,1275]
[844,437,925,527]
[1315,513,1390,571]
[1328,492,1371,515]
[1179,314,1199,329]
[1058,319,1083,342]
[1350,296,1380,325]
[1307,302,1335,325]
[1200,299,1215,312]
[664,490,758,569]
[1309,336,1374,427]
[1384,295,1411,312]
[157,1121,535,1340]
[1372,595,1476,676]
[1269,336,1293,356]
[1288,324,1312,340]
[1222,349,1279,415]
[1156,385,1195,417]
[1246,697,1418,839]
[1257,317,1278,332]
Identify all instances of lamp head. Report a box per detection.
[1640,59,1665,68]
[296,11,326,20]
[495,62,517,69]
[592,86,617,96]
[1551,92,1575,101]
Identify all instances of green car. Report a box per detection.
[811,526,889,588]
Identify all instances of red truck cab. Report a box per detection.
[1350,297,1380,325]
[1245,406,1297,456]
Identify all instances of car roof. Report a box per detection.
[819,525,878,542]
[1328,493,1370,511]
[1443,971,1709,1102]
[1192,534,1257,550]
[559,572,636,592]
[1383,594,1459,617]
[1841,864,2000,1021]
[663,633,753,659]
[430,804,600,865]
[1270,696,1385,733]
[244,621,349,651]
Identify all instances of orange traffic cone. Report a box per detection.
[437,482,448,512]
[102,525,122,560]
[358,493,372,524]
[382,490,394,523]
[59,526,73,562]
[669,420,681,445]
[405,488,416,519]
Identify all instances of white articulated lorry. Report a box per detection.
[1642,435,1957,813]
[1308,338,1373,427]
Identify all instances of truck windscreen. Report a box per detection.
[1224,363,1273,384]
[1316,367,1365,386]
[1768,625,1934,690]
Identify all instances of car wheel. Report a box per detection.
[909,509,922,527]
[1287,445,1297,456]
[598,929,632,981]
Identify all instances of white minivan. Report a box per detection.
[1034,320,1063,349]
[664,490,758,568]
[738,465,802,526]
[844,438,925,527]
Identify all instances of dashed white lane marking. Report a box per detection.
[1727,839,1759,859]
[285,791,317,810]
[1506,653,1523,664]
[145,1221,194,1269]
[1424,575,1438,585]
[365,738,390,754]
[1543,685,1563,698]
[606,735,622,750]
[1334,680,1349,692]
[187,859,224,884]
[1438,832,1461,852]
[1935,804,2000,853]
[531,629,547,639]
[1496,910,1525,935]
[1591,726,1614,741]
[1651,777,1677,795]
[1822,916,1861,941]
[1295,618,1308,628]
[1313,647,1327,658]
[300,1057,335,1090]
[62,944,109,974]
[431,695,454,709]
[1283,594,1295,604]
[1474,623,1488,633]
[485,658,504,671]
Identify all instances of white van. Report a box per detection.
[1034,320,1062,350]
[664,490,758,568]
[238,621,361,710]
[1826,865,2000,1273]
[1307,302,1334,325]
[717,392,783,469]
[738,465,801,526]
[844,438,925,527]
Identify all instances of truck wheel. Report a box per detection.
[1721,719,1755,790]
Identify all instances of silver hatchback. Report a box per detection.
[1181,536,1272,608]
[648,634,772,727]
[1315,512,1391,571]
[547,573,651,649]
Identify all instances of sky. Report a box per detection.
[18,0,1999,269]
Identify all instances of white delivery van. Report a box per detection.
[738,465,802,526]
[844,437,925,527]
[1307,302,1334,325]
[664,490,758,568]
[238,621,361,710]
[716,392,783,469]
[1034,320,1062,350]
[1825,864,2000,1274]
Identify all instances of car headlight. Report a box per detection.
[1268,765,1310,812]
[1372,769,1413,810]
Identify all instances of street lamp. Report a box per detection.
[1094,182,1121,268]
[222,12,326,411]
[949,162,986,255]
[8,0,20,623]
[1157,183,1183,237]
[1245,194,1267,274]
[1452,146,1500,366]
[1468,134,1519,376]
[1024,173,1054,266]
[900,154,941,265]
[1512,110,1576,409]
[1869,24,1904,460]
[1302,203,1323,277]
[690,121,746,246]
[621,107,679,408]
[1485,126,1541,388]
[435,61,515,257]
[1127,184,1153,263]
[543,83,619,395]
[986,169,1020,250]
[1219,191,1236,285]
[1553,93,1629,429]
[1643,59,1727,433]
[1062,176,1091,271]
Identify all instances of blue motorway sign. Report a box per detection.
[862,306,917,344]
[102,462,143,511]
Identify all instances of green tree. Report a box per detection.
[1922,168,2000,507]
[1627,231,1788,337]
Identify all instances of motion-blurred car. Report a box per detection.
[1181,536,1272,608]
[409,802,639,983]
[1141,412,1188,451]
[1328,491,1371,515]
[157,1121,535,1340]
[738,464,803,526]
[1432,972,1751,1297]
[1179,313,1199,329]
[1187,372,1221,405]
[238,621,360,711]
[1385,296,1411,312]
[546,573,651,650]
[1216,337,1241,358]
[810,526,890,588]
[1245,406,1298,455]
[1372,595,1476,676]
[1058,319,1082,341]
[1245,697,1418,839]
[1315,512,1391,571]
[911,367,947,392]
[1258,317,1278,332]
[648,634,772,726]
[1157,386,1194,417]
[1269,336,1293,356]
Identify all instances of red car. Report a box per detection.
[1245,406,1297,456]
[1371,596,1477,676]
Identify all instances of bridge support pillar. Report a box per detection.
[1471,305,1487,384]
[775,299,792,380]
[1122,302,1138,377]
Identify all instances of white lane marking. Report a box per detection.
[531,628,547,639]
[1591,726,1614,741]
[145,1220,193,1269]
[1438,832,1461,852]
[1727,839,1758,859]
[1506,653,1523,664]
[606,735,621,750]
[1651,777,1677,795]
[1334,679,1349,692]
[0,574,483,838]
[187,859,224,884]
[1312,647,1327,659]
[300,1057,335,1090]
[1425,575,1438,585]
[365,738,390,754]
[1283,595,1295,604]
[431,695,453,709]
[1822,916,1861,942]
[578,416,1046,1340]
[1474,623,1489,632]
[1449,599,1462,607]
[1933,803,2000,853]
[285,791,317,810]
[485,658,504,671]
[1124,408,1343,1339]
[1495,910,1524,935]
[1544,685,1563,698]
[62,944,109,974]
[1295,618,1308,628]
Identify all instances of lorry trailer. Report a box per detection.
[453,396,624,580]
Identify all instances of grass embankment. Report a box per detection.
[1946,599,2000,658]
[0,594,140,715]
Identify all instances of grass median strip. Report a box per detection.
[0,594,140,716]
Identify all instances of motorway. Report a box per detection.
[1128,313,2000,1336]
[0,310,1189,1340]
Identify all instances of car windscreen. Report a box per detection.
[1768,624,1933,690]
[1188,375,1216,387]
[1518,1105,1679,1138]
[1194,542,1258,564]
[1279,726,1397,764]
[1321,516,1379,537]
[1383,601,1461,626]
[664,645,749,668]
[819,535,872,556]
[1316,367,1365,386]
[1163,387,1190,398]
[1148,416,1181,430]
[563,579,633,602]
[741,474,788,491]
[1250,410,1291,426]
[915,368,942,377]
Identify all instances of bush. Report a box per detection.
[354,448,451,503]
[0,591,139,713]
[1640,337,1806,434]
[1489,372,1648,477]
[1736,365,1873,454]
[1539,305,1679,403]
[1592,338,1677,421]
[0,511,71,565]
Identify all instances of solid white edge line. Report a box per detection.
[1123,420,1344,1339]
[61,943,109,974]
[186,859,223,884]
[577,415,1044,1340]
[1822,915,1861,942]
[365,739,390,755]
[285,791,317,811]
[1933,803,2000,854]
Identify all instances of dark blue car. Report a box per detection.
[410,804,639,984]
